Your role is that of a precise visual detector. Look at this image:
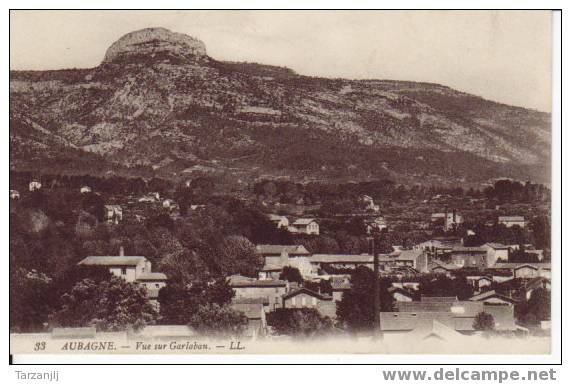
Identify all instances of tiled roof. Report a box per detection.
[490,262,551,270]
[228,275,288,287]
[137,272,167,281]
[421,296,458,303]
[261,264,283,271]
[397,300,483,317]
[484,242,510,249]
[267,214,287,222]
[451,246,487,252]
[292,218,317,226]
[378,249,424,262]
[232,297,270,305]
[429,260,460,271]
[78,256,146,266]
[256,244,310,256]
[282,287,332,301]
[498,216,525,221]
[468,290,516,304]
[310,254,373,264]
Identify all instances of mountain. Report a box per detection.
[10,27,551,186]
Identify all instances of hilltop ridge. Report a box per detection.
[9,28,551,185]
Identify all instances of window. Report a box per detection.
[121,267,127,275]
[155,284,160,289]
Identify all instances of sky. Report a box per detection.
[10,10,553,111]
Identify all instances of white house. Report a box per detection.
[362,195,380,212]
[104,204,123,224]
[289,218,319,235]
[80,186,92,194]
[498,216,526,228]
[77,247,167,301]
[9,190,20,199]
[29,181,42,191]
[365,216,387,234]
[267,214,289,229]
[482,242,510,264]
[256,244,312,279]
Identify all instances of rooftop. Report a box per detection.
[78,256,146,266]
[292,218,317,226]
[256,244,310,256]
[228,275,288,288]
[137,272,167,281]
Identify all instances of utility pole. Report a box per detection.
[370,232,382,340]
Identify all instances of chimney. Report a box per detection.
[280,249,289,267]
[119,246,125,257]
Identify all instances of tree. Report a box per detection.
[49,276,158,331]
[158,278,234,325]
[188,303,248,337]
[419,275,473,300]
[267,308,333,337]
[279,266,303,284]
[218,235,263,277]
[336,266,394,332]
[517,288,550,326]
[10,268,55,332]
[473,311,495,331]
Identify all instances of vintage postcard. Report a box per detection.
[9,10,555,358]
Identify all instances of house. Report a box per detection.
[309,254,373,273]
[103,204,123,224]
[288,218,319,235]
[256,244,312,279]
[365,216,387,234]
[9,190,20,199]
[77,247,167,302]
[230,300,268,339]
[524,249,545,261]
[378,249,428,273]
[490,262,551,279]
[388,287,414,302]
[428,260,461,277]
[482,243,510,263]
[494,276,550,301]
[329,275,351,301]
[228,275,289,311]
[431,210,463,231]
[310,250,427,274]
[468,290,517,306]
[391,280,421,291]
[362,195,380,212]
[267,214,289,229]
[413,237,463,258]
[80,186,92,194]
[463,275,493,292]
[450,246,491,268]
[498,216,526,228]
[386,296,517,333]
[282,288,337,318]
[29,181,42,191]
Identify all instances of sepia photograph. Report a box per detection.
[8,9,557,360]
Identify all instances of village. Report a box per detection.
[9,173,551,343]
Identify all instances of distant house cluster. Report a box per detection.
[267,214,319,235]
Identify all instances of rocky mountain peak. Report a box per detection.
[102,27,207,64]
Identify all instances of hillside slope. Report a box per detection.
[9,28,551,185]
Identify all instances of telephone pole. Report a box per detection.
[370,232,382,340]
